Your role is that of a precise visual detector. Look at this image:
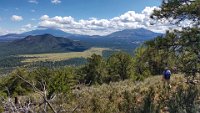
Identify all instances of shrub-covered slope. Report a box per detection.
[71,75,200,113]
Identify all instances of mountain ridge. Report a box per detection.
[0,28,162,55]
[0,34,88,55]
[106,28,162,40]
[0,28,162,42]
[22,29,72,37]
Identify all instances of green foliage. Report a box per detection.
[2,68,32,96]
[132,47,151,80]
[0,56,26,68]
[152,0,200,25]
[49,67,76,95]
[0,67,76,97]
[30,67,76,99]
[80,54,108,85]
[77,52,139,84]
[134,37,177,75]
[135,28,200,78]
[107,52,134,81]
[176,28,200,78]
[151,0,200,78]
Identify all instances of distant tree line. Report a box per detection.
[0,56,27,68]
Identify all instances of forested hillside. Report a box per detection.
[0,34,88,55]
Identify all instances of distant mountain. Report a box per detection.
[0,29,74,42]
[65,28,163,53]
[0,28,162,42]
[0,34,88,55]
[0,33,25,42]
[22,28,72,37]
[106,28,162,40]
[0,28,163,53]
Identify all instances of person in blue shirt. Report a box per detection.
[163,67,172,88]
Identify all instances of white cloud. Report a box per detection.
[142,6,159,16]
[0,24,36,35]
[1,6,192,36]
[20,24,37,32]
[0,26,26,35]
[51,0,61,4]
[38,6,174,35]
[11,15,23,22]
[24,24,32,29]
[40,15,49,20]
[29,0,38,4]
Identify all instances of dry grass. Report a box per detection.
[19,47,110,63]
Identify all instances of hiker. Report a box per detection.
[163,67,172,88]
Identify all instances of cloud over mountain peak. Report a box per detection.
[38,6,171,35]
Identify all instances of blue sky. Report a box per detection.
[0,0,165,35]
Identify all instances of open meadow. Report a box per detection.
[19,47,111,63]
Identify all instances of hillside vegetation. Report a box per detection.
[0,71,199,113]
[70,75,200,113]
[0,0,200,112]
